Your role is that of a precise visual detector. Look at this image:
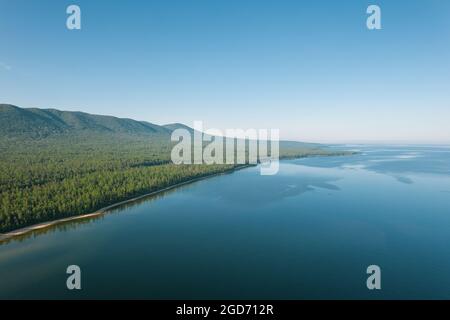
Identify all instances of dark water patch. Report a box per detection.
[394,176,414,185]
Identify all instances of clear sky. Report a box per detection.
[1,0,449,143]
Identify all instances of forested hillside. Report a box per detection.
[0,104,351,233]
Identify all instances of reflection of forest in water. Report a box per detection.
[0,183,196,246]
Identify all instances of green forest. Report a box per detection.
[0,104,351,233]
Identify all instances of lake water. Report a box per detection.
[1,145,450,299]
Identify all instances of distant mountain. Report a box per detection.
[0,104,176,138]
[0,104,328,152]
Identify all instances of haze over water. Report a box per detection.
[1,145,450,299]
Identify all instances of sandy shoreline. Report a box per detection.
[0,165,251,243]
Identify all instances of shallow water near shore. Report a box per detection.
[1,145,450,299]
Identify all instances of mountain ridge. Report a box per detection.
[0,104,323,151]
[0,104,175,138]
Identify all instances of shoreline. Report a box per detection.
[0,165,252,243]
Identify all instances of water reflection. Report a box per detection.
[292,146,450,183]
[0,216,105,245]
[0,183,196,246]
[394,176,414,185]
[195,165,342,205]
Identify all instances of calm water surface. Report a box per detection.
[1,145,450,299]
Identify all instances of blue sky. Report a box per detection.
[1,0,449,143]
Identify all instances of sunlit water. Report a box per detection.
[1,145,450,299]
